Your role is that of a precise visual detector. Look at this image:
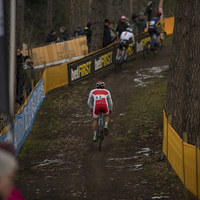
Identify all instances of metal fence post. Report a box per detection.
[196,136,200,198]
[183,132,190,200]
[160,101,167,161]
[167,113,172,170]
[44,62,47,94]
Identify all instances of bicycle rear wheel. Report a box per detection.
[99,123,103,152]
[153,39,163,56]
[143,41,151,59]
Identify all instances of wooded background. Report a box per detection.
[16,0,176,48]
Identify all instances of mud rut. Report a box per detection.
[16,47,179,200]
[82,49,171,199]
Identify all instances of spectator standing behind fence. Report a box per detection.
[85,22,93,53]
[146,1,152,21]
[130,14,138,35]
[57,27,69,42]
[137,12,145,34]
[125,18,130,27]
[16,49,24,105]
[72,26,85,37]
[144,13,147,29]
[45,30,57,43]
[114,15,128,38]
[23,56,34,97]
[109,21,116,43]
[103,19,111,47]
[84,22,92,35]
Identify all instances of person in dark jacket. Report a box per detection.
[129,14,138,35]
[23,56,34,97]
[72,26,85,37]
[84,22,92,35]
[103,19,111,47]
[114,15,128,38]
[85,22,93,53]
[45,30,57,43]
[57,27,69,41]
[146,1,152,21]
[144,13,147,29]
[16,49,24,104]
[109,21,116,43]
[137,12,145,34]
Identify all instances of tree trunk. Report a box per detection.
[122,0,126,15]
[114,0,121,23]
[75,0,78,30]
[108,0,113,20]
[132,0,138,15]
[90,0,106,52]
[16,0,24,49]
[46,0,53,35]
[130,0,133,16]
[166,0,200,145]
[152,0,159,17]
[70,0,76,36]
[88,0,93,19]
[82,0,87,28]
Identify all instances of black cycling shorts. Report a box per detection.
[148,29,160,37]
[119,40,129,50]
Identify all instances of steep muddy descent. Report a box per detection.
[15,44,195,200]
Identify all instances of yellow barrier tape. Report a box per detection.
[168,124,184,183]
[45,63,68,92]
[184,142,197,196]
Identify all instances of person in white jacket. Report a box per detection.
[116,27,135,61]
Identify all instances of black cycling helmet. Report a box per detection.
[96,81,105,89]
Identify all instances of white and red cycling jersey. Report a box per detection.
[87,89,113,118]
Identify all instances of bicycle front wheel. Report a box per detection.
[143,42,150,59]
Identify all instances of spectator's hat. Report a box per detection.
[125,18,130,22]
[139,12,144,16]
[132,14,137,20]
[121,15,126,20]
[105,19,110,23]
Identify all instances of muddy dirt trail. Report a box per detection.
[81,47,171,200]
[16,43,196,200]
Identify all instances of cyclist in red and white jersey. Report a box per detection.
[87,81,113,142]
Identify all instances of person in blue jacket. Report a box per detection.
[72,26,85,37]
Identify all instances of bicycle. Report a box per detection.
[115,47,125,73]
[143,32,165,59]
[96,110,104,152]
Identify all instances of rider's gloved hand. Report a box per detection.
[91,109,93,117]
[164,31,167,36]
